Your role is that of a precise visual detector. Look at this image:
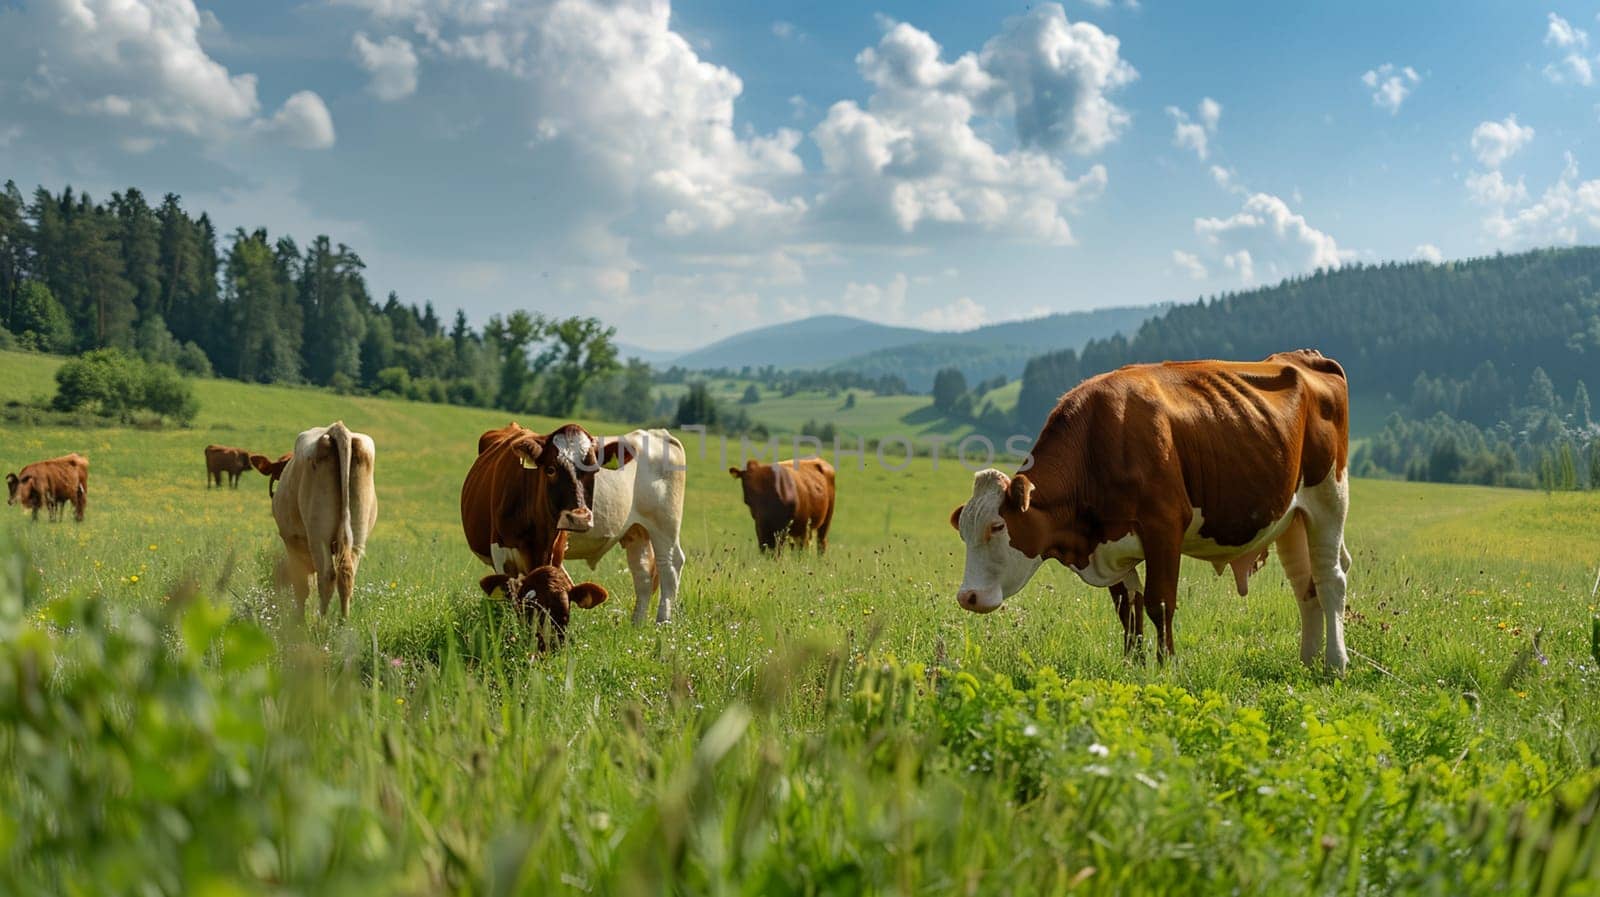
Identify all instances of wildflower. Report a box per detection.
[129,575,139,583]
[148,544,158,551]
[1088,742,1109,757]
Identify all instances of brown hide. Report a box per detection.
[6,453,89,521]
[205,444,262,488]
[479,565,609,652]
[729,457,836,552]
[460,422,605,575]
[251,452,292,496]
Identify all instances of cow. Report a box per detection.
[267,422,378,619]
[6,453,89,522]
[205,444,271,489]
[950,349,1353,671]
[251,452,293,497]
[479,565,609,652]
[729,457,835,554]
[563,429,687,624]
[461,422,621,579]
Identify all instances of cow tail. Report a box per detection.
[330,422,357,596]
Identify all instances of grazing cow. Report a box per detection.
[951,350,1353,671]
[251,452,293,497]
[6,453,89,522]
[563,429,687,624]
[461,422,620,578]
[729,457,835,553]
[205,444,270,489]
[479,565,609,652]
[268,422,378,619]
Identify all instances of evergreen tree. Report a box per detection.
[931,367,968,412]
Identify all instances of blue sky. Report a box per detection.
[1,1,1597,350]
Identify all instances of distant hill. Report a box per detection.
[668,305,1161,387]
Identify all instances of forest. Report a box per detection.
[0,181,636,419]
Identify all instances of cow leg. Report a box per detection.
[622,525,657,625]
[73,488,85,522]
[1276,513,1322,667]
[1140,528,1183,663]
[1116,568,1146,660]
[816,507,833,556]
[1303,475,1351,673]
[652,532,684,624]
[312,542,337,618]
[1109,583,1136,656]
[277,553,313,620]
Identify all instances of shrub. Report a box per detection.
[52,348,199,426]
[175,341,214,378]
[374,366,412,397]
[11,282,75,353]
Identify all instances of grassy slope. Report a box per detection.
[4,348,1600,892]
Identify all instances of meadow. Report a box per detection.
[3,347,1600,895]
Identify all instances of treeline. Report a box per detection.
[658,364,909,398]
[0,181,635,418]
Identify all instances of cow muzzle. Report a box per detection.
[557,507,593,533]
[957,587,1004,614]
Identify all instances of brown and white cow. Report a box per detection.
[563,429,687,624]
[251,452,293,497]
[461,422,622,577]
[205,444,271,489]
[267,422,378,619]
[729,457,835,554]
[479,565,609,652]
[6,453,89,522]
[951,350,1353,671]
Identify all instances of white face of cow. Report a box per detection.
[953,469,1044,613]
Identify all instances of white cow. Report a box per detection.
[562,428,686,624]
[269,421,378,619]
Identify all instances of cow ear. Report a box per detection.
[570,582,608,609]
[728,467,743,478]
[773,463,797,506]
[479,574,512,596]
[600,437,633,469]
[1005,474,1034,513]
[949,505,964,531]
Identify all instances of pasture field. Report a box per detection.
[3,348,1600,895]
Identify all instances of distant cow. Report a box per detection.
[461,422,623,577]
[6,453,89,522]
[564,429,687,624]
[479,565,609,652]
[951,350,1352,670]
[251,452,293,497]
[205,444,271,489]
[729,457,835,553]
[267,422,378,619]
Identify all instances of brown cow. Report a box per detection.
[728,457,835,553]
[951,350,1352,671]
[205,444,272,489]
[461,422,626,577]
[251,452,293,497]
[479,565,609,652]
[6,453,89,522]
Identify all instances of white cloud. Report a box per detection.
[1361,63,1420,114]
[1,0,334,148]
[771,20,803,41]
[1209,165,1241,193]
[1171,249,1207,280]
[1470,115,1534,168]
[811,6,1131,244]
[1165,97,1220,160]
[1465,169,1529,206]
[1543,13,1595,86]
[780,273,989,330]
[1479,153,1600,246]
[1193,193,1350,285]
[354,33,419,101]
[1413,244,1444,263]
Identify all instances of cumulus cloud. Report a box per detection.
[811,5,1132,244]
[1171,249,1207,280]
[1361,63,1420,114]
[1414,244,1444,263]
[1470,115,1534,168]
[781,273,989,330]
[1192,193,1350,285]
[1165,97,1220,160]
[1478,153,1600,246]
[0,0,334,148]
[354,33,419,100]
[1465,169,1529,206]
[771,20,803,41]
[1543,12,1594,86]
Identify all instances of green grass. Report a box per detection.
[658,378,991,443]
[3,347,1600,894]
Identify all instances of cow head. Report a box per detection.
[950,468,1048,613]
[251,453,292,497]
[5,472,17,505]
[729,460,796,550]
[511,424,613,533]
[479,565,608,651]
